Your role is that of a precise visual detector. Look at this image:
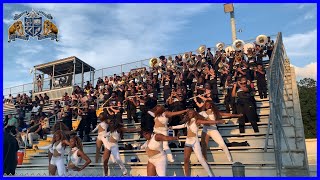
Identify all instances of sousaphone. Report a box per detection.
[256,34,268,46]
[149,57,159,68]
[225,46,235,56]
[216,42,225,51]
[197,45,206,54]
[243,43,255,54]
[182,53,189,61]
[232,39,245,51]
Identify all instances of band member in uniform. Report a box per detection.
[162,73,172,105]
[204,67,219,103]
[148,105,188,162]
[169,110,214,177]
[61,105,73,131]
[140,128,179,176]
[254,64,268,99]
[77,101,91,142]
[224,76,237,114]
[266,36,274,59]
[232,77,260,134]
[66,136,91,175]
[125,89,139,124]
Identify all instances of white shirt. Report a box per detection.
[199,111,217,131]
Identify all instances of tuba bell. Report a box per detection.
[197,45,206,54]
[149,57,159,68]
[256,34,268,46]
[232,39,245,51]
[243,43,255,54]
[225,46,235,56]
[216,42,225,51]
[183,53,189,61]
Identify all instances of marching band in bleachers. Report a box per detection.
[4,34,273,176]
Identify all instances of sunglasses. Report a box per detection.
[240,82,246,85]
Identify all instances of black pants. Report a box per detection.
[224,95,237,114]
[257,83,268,99]
[267,50,273,59]
[77,116,91,139]
[220,74,227,87]
[236,101,259,133]
[127,109,138,123]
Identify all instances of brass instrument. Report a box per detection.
[218,61,229,73]
[243,43,255,54]
[182,53,189,61]
[187,58,196,66]
[195,60,206,72]
[167,59,173,69]
[197,45,206,54]
[216,42,225,51]
[256,34,268,46]
[232,39,245,51]
[158,68,163,74]
[149,57,159,68]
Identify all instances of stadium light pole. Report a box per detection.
[224,3,237,42]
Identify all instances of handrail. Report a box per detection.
[264,32,298,176]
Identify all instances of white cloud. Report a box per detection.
[304,12,315,20]
[3,18,13,25]
[292,62,317,80]
[283,29,317,57]
[23,3,213,69]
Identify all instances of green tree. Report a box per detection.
[297,78,316,139]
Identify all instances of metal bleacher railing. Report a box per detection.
[3,34,277,98]
[264,32,309,176]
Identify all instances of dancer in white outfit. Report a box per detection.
[170,109,216,177]
[66,136,91,176]
[194,100,242,162]
[103,119,140,176]
[92,112,110,163]
[35,130,69,176]
[141,128,179,176]
[148,105,187,162]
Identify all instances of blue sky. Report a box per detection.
[3,3,317,90]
